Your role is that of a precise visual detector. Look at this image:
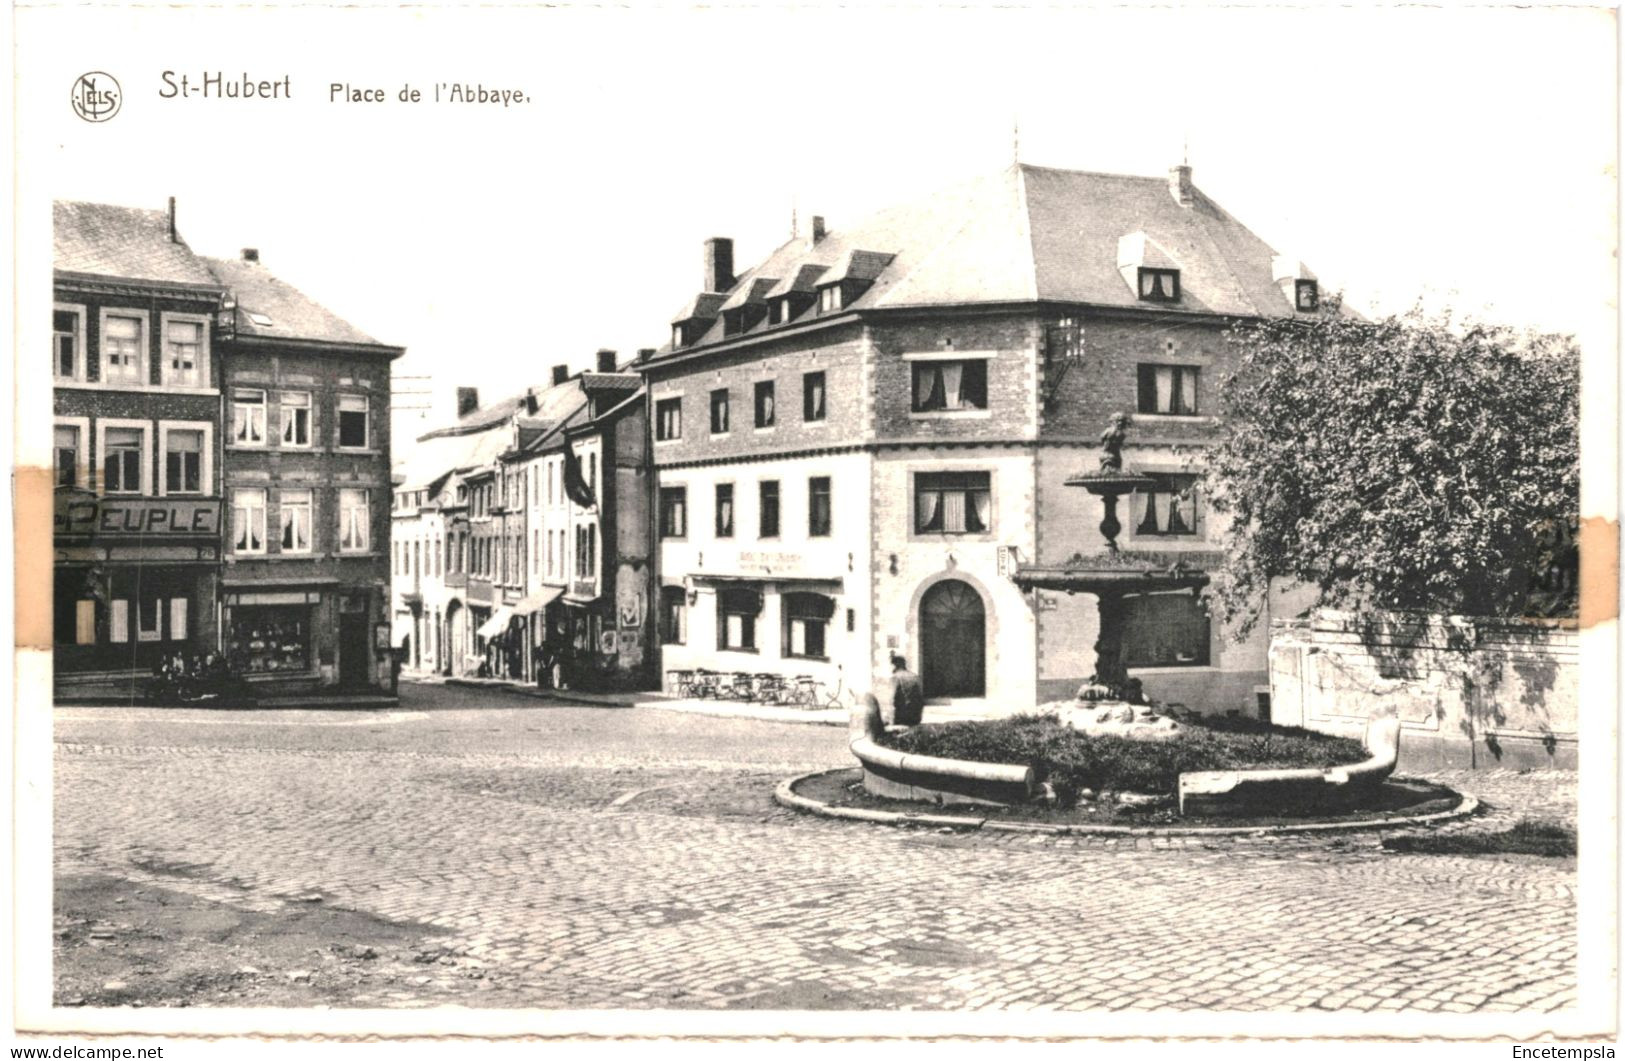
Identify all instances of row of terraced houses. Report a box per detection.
[390,161,1326,714]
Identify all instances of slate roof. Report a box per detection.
[655,163,1317,356]
[202,255,394,349]
[53,200,222,289]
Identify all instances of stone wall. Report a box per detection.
[1268,609,1579,770]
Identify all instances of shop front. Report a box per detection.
[222,584,387,693]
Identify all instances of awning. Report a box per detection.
[511,586,563,617]
[475,606,514,639]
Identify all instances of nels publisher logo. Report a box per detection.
[70,71,121,122]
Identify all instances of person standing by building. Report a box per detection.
[890,654,925,726]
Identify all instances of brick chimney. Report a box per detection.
[636,347,656,363]
[241,248,260,263]
[809,215,826,245]
[595,349,618,373]
[703,237,734,293]
[167,196,178,242]
[552,364,570,387]
[1169,164,1195,208]
[456,387,480,417]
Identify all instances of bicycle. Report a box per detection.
[786,673,853,711]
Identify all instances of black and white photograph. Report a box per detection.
[9,0,1619,1050]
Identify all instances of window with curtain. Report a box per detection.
[710,389,731,434]
[783,592,834,659]
[1133,474,1201,537]
[754,380,776,427]
[715,483,734,538]
[911,359,988,412]
[803,372,826,421]
[234,390,266,445]
[339,488,370,551]
[717,588,761,651]
[280,489,313,553]
[808,477,832,537]
[102,427,143,494]
[282,391,311,446]
[1136,364,1200,415]
[659,487,687,538]
[660,586,687,645]
[164,428,204,494]
[915,471,992,534]
[1137,268,1181,302]
[1122,592,1210,667]
[656,398,682,441]
[234,488,266,553]
[103,314,144,384]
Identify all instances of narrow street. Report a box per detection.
[53,682,1578,1012]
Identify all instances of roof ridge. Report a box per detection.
[1014,164,1040,304]
[1017,161,1170,183]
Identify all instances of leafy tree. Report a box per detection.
[1204,303,1580,637]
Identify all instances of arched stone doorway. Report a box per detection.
[919,578,986,699]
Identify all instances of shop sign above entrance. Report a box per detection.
[55,491,221,539]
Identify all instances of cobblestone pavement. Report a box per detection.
[53,682,1578,1013]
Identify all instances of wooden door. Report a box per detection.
[920,579,985,698]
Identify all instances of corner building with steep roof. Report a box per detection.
[640,163,1326,716]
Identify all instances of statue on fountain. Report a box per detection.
[1097,412,1130,473]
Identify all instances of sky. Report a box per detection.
[18,3,1617,464]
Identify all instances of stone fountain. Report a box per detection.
[1011,413,1209,733]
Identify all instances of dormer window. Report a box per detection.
[770,298,792,325]
[817,285,843,313]
[1295,279,1320,312]
[672,324,687,348]
[1137,268,1180,303]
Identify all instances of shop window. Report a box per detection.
[340,488,370,552]
[281,489,313,553]
[54,572,96,645]
[229,605,312,673]
[715,483,734,538]
[53,425,80,488]
[1137,365,1200,416]
[754,380,776,428]
[110,600,129,643]
[169,598,188,641]
[54,306,84,381]
[137,596,161,642]
[808,477,832,537]
[233,389,266,445]
[234,488,267,553]
[759,480,780,538]
[164,428,205,495]
[803,371,826,422]
[660,586,687,645]
[783,592,834,660]
[912,360,988,412]
[1137,268,1181,303]
[281,391,312,446]
[655,397,682,441]
[717,588,760,652]
[338,395,369,449]
[102,313,145,385]
[1133,475,1201,537]
[710,389,731,435]
[102,427,144,494]
[1122,593,1210,667]
[659,486,687,538]
[915,471,992,535]
[162,316,206,387]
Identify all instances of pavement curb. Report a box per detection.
[641,700,847,727]
[775,767,1481,837]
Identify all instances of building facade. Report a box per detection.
[642,163,1326,716]
[52,201,229,697]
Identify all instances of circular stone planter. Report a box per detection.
[775,768,1480,837]
[821,697,1473,834]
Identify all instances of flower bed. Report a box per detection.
[876,713,1368,807]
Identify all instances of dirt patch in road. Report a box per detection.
[54,873,536,1009]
